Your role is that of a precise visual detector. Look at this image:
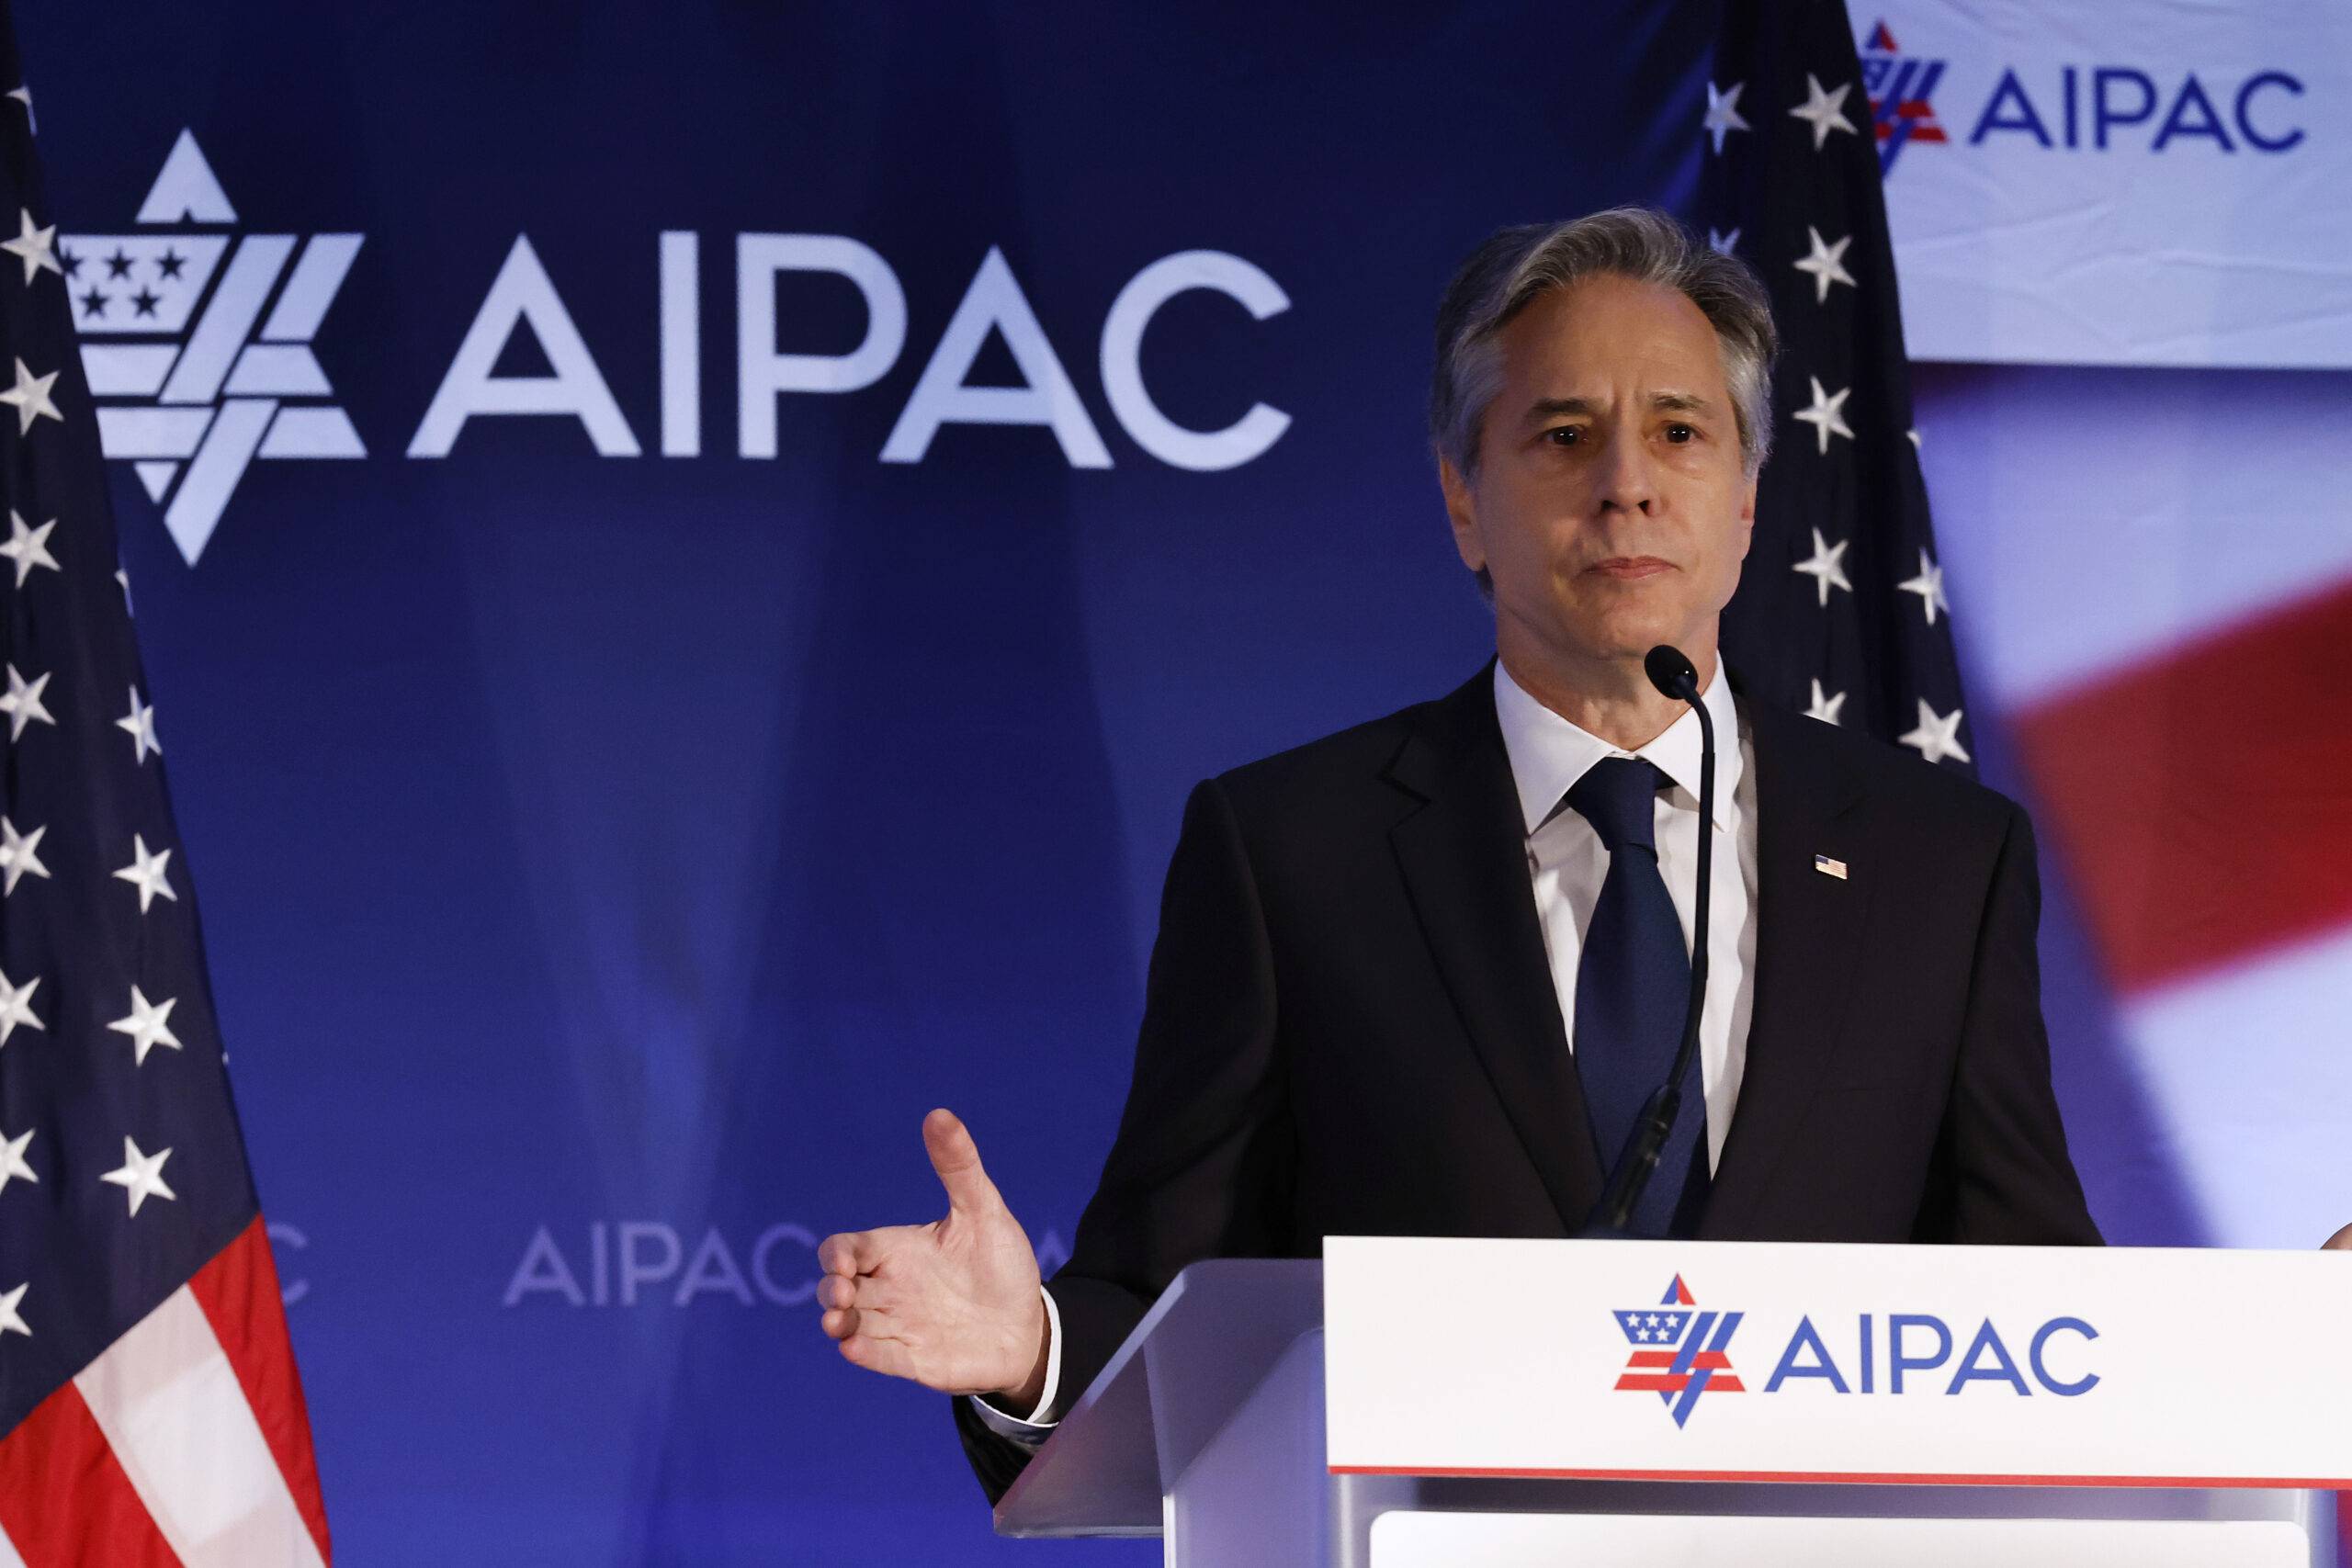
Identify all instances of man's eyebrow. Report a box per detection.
[1523,397,1596,423]
[1522,391,1721,423]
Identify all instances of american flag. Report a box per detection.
[0,9,331,1562]
[1702,0,1972,774]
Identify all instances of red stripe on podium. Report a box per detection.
[1329,1465,2352,1490]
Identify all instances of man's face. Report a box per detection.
[1441,273,1757,676]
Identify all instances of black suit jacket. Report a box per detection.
[956,665,2099,1500]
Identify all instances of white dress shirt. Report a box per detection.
[974,660,1761,1443]
[1491,658,1758,1177]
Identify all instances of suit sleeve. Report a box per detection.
[954,773,1295,1502]
[1918,800,2103,1245]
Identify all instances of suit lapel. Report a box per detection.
[1699,694,1873,1237]
[1385,666,1604,1233]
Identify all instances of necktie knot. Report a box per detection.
[1565,756,1667,853]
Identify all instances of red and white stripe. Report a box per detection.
[1922,367,2352,1257]
[2007,576,2352,1252]
[0,1219,330,1567]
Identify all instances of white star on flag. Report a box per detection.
[114,834,177,913]
[1899,699,1973,766]
[1792,527,1853,606]
[6,83,31,134]
[1897,547,1951,626]
[1792,226,1857,304]
[0,967,42,1046]
[0,355,61,435]
[1703,81,1749,155]
[116,565,133,614]
[0,815,49,895]
[0,509,58,587]
[1804,679,1847,725]
[1794,376,1855,454]
[0,661,52,739]
[1707,227,1741,257]
[1788,73,1859,149]
[0,207,58,286]
[107,985,182,1066]
[0,1281,27,1339]
[99,1136,176,1218]
[117,685,161,763]
[0,1127,33,1195]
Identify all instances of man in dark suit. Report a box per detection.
[815,209,2101,1503]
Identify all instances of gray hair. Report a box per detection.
[1429,208,1779,479]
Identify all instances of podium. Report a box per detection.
[994,1238,2350,1566]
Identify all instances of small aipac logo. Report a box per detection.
[1611,1273,1744,1427]
[64,130,363,566]
[1860,20,1949,175]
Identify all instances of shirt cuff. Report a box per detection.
[967,1286,1063,1444]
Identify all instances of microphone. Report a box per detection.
[1586,644,1715,1235]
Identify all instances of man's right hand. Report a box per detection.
[817,1109,1053,1412]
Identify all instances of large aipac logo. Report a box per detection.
[1611,1273,1745,1427]
[1860,20,1949,175]
[65,130,362,567]
[63,131,1301,569]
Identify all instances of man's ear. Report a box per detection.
[1734,470,1758,563]
[1439,456,1486,575]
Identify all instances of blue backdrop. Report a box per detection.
[18,5,1710,1561]
[25,3,2346,1563]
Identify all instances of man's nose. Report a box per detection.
[1597,431,1657,514]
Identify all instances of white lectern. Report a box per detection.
[994,1239,2349,1567]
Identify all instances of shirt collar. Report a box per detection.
[1492,657,1742,838]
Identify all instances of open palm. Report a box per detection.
[818,1110,1049,1403]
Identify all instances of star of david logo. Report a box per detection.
[64,130,364,565]
[1859,20,1950,175]
[1611,1273,1746,1427]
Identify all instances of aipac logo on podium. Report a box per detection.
[64,130,363,565]
[1611,1274,1746,1427]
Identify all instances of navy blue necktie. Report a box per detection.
[1565,757,1710,1237]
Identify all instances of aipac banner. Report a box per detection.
[1865,0,2352,367]
[11,2,2346,1565]
[11,4,1706,1562]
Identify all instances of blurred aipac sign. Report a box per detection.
[1869,0,2344,369]
[66,130,364,566]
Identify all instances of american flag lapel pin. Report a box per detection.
[1814,853,1848,880]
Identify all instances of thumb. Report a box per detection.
[922,1108,1001,1216]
